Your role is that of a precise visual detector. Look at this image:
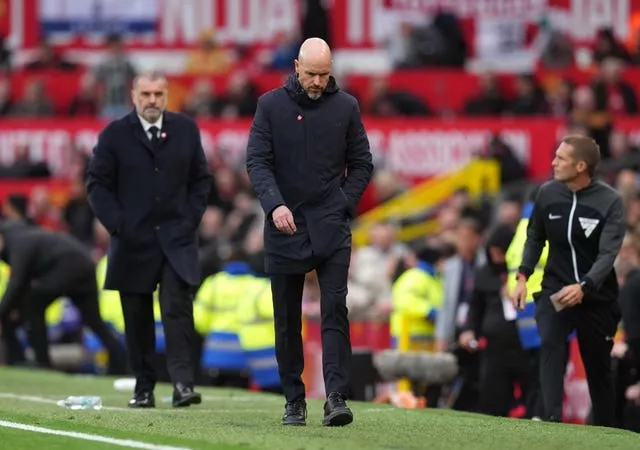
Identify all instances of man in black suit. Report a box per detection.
[86,71,212,408]
[246,38,373,426]
[0,220,126,374]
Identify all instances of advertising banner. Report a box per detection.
[330,0,639,54]
[3,116,640,182]
[0,117,569,182]
[5,0,300,49]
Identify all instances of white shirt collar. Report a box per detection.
[138,114,163,132]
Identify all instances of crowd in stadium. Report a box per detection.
[1,0,640,432]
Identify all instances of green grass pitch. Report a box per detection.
[0,367,637,449]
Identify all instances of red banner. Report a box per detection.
[2,116,640,182]
[0,117,565,182]
[331,0,640,52]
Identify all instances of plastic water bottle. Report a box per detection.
[58,396,103,410]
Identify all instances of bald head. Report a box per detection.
[298,38,332,65]
[295,38,332,100]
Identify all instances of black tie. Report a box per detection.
[148,126,160,147]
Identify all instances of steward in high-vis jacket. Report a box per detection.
[194,255,251,387]
[391,247,444,406]
[391,247,445,351]
[237,275,280,391]
[505,198,547,419]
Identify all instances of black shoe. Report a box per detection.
[282,400,307,426]
[128,391,155,408]
[172,383,202,408]
[323,392,353,426]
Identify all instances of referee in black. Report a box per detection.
[511,135,625,427]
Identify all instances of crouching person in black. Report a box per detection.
[458,223,533,417]
[0,220,126,374]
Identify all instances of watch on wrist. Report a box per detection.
[579,280,589,293]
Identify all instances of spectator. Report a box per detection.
[220,73,258,118]
[0,35,10,73]
[367,76,430,116]
[184,29,233,76]
[592,58,638,115]
[540,31,574,69]
[24,39,76,71]
[93,34,136,118]
[0,144,51,178]
[0,78,12,115]
[593,28,632,64]
[267,32,300,70]
[63,178,95,247]
[484,135,528,186]
[68,73,100,116]
[182,79,224,118]
[546,78,574,117]
[435,217,486,411]
[464,73,508,116]
[508,74,548,116]
[1,194,30,222]
[348,223,410,318]
[402,12,467,68]
[10,79,54,117]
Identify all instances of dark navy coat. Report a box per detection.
[86,110,212,293]
[246,74,373,273]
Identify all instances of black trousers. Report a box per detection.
[535,290,620,426]
[524,348,544,419]
[478,347,532,417]
[120,259,196,394]
[449,346,480,412]
[270,248,351,403]
[1,285,126,375]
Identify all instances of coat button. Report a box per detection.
[155,225,160,231]
[154,167,159,172]
[154,196,161,202]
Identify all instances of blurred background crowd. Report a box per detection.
[1,0,640,431]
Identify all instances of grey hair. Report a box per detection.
[132,71,167,89]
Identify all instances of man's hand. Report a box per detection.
[458,331,477,351]
[556,284,584,307]
[272,205,296,235]
[511,279,527,311]
[626,382,640,405]
[611,341,628,358]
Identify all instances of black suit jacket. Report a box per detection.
[0,220,96,319]
[246,74,373,272]
[86,110,212,292]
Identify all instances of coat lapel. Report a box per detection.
[128,110,155,155]
[135,125,155,154]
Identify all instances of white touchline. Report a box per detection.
[0,420,192,450]
[0,392,271,414]
[0,393,129,411]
